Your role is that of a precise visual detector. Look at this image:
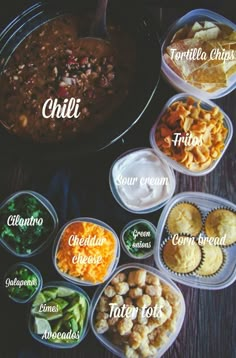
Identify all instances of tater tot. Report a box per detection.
[111,294,124,307]
[128,269,146,287]
[151,296,166,308]
[137,309,148,325]
[133,324,149,339]
[129,331,142,349]
[114,282,130,295]
[124,345,139,358]
[117,318,133,336]
[136,294,152,308]
[95,319,109,334]
[104,285,116,298]
[128,287,143,299]
[145,284,162,297]
[146,272,160,286]
[98,296,110,312]
[111,272,127,285]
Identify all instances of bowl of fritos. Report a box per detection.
[150,94,233,176]
[161,9,236,99]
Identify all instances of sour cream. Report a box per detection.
[111,148,175,212]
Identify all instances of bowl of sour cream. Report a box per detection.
[109,148,176,213]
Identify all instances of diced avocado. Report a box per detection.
[53,298,69,310]
[52,319,63,333]
[67,297,80,309]
[70,318,79,333]
[67,303,81,321]
[78,296,87,332]
[62,312,74,321]
[61,312,75,330]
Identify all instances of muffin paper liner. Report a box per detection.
[194,246,227,278]
[165,201,204,238]
[203,206,236,248]
[160,235,205,277]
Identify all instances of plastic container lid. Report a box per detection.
[0,190,59,257]
[120,219,156,259]
[109,147,176,214]
[161,9,236,99]
[150,93,233,176]
[4,262,43,304]
[90,263,186,358]
[28,281,91,349]
[52,217,120,286]
[154,191,236,290]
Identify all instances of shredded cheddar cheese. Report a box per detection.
[56,221,116,283]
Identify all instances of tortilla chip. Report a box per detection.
[193,26,220,40]
[203,21,217,29]
[166,39,210,77]
[187,22,203,38]
[224,60,236,73]
[227,63,236,77]
[188,63,227,84]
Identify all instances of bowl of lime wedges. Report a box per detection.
[28,281,90,348]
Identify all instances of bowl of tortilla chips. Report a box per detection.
[162,9,236,99]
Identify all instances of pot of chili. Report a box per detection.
[0,0,161,159]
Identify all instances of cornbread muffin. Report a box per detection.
[167,202,202,236]
[205,209,236,246]
[196,243,224,276]
[162,237,202,274]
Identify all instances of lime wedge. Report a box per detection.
[32,292,46,307]
[57,287,74,297]
[43,288,58,301]
[34,317,52,335]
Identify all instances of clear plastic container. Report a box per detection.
[0,190,59,257]
[109,148,176,214]
[154,191,236,290]
[120,219,156,259]
[150,93,233,176]
[4,262,43,304]
[52,217,120,286]
[90,263,185,358]
[28,281,90,349]
[161,9,236,99]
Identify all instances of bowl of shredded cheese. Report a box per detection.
[52,218,120,286]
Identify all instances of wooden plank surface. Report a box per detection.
[0,3,235,358]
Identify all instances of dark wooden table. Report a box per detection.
[0,3,235,358]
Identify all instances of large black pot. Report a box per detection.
[0,0,161,159]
